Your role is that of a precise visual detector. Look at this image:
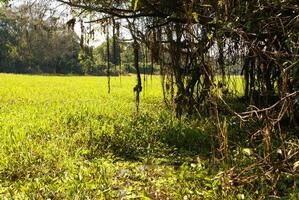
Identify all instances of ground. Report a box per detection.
[0,74,297,199]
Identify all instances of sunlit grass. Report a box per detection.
[0,73,251,199]
[0,74,168,199]
[215,75,245,96]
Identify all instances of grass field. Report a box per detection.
[1,74,296,199]
[0,74,220,199]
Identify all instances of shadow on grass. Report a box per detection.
[85,113,211,165]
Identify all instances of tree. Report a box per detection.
[0,0,82,74]
[57,0,298,118]
[0,8,17,71]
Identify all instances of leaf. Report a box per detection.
[237,194,245,200]
[133,0,139,11]
[192,12,199,23]
[207,33,213,40]
[242,148,252,156]
[276,149,283,155]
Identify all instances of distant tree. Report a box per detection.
[0,0,82,74]
[94,39,134,71]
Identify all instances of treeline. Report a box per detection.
[94,40,158,75]
[0,2,83,74]
[0,2,157,75]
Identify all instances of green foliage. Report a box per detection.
[94,38,122,66]
[192,12,199,23]
[133,0,139,11]
[0,3,83,74]
[94,40,159,75]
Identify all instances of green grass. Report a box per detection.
[0,74,297,199]
[0,74,220,199]
[215,75,245,96]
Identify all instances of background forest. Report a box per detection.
[0,1,150,75]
